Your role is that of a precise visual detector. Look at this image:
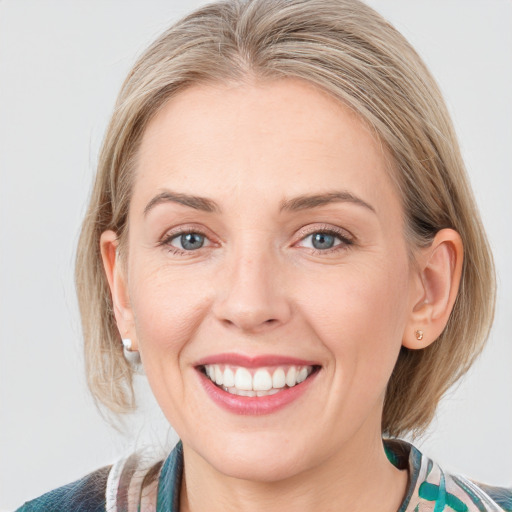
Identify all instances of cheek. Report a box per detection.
[296,258,410,373]
[129,263,212,361]
[127,264,215,427]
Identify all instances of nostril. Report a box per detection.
[219,316,280,333]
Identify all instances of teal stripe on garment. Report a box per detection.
[157,441,183,512]
[433,472,447,512]
[419,478,468,512]
[446,492,469,512]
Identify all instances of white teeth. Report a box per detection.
[238,389,256,397]
[296,367,308,384]
[285,367,297,387]
[235,367,253,390]
[223,387,281,397]
[204,363,315,395]
[272,368,286,388]
[257,389,280,397]
[223,367,235,387]
[253,369,273,391]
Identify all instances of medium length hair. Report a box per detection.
[76,0,495,437]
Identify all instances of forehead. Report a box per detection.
[133,78,401,217]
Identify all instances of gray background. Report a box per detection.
[1,1,511,510]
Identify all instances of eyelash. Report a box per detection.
[295,225,354,254]
[159,226,213,255]
[159,225,354,256]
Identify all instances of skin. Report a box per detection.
[101,78,463,512]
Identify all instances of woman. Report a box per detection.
[15,0,511,510]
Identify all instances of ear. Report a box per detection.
[100,230,138,351]
[403,228,463,350]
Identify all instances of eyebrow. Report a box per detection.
[143,189,375,216]
[144,190,220,215]
[279,191,376,213]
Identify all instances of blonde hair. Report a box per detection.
[76,0,495,437]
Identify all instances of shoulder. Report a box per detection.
[15,465,111,512]
[14,443,181,512]
[385,439,512,512]
[473,482,512,512]
[440,474,512,512]
[15,450,168,512]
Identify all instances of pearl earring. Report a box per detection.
[121,337,143,373]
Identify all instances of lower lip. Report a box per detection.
[197,369,319,415]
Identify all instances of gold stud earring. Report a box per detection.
[415,330,424,341]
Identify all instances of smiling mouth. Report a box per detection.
[199,364,320,397]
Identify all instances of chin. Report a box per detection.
[199,433,316,483]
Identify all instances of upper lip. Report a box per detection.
[194,353,320,368]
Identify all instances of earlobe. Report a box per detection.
[403,228,463,350]
[99,230,138,351]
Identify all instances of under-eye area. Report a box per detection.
[199,364,322,397]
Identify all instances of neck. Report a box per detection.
[179,431,408,512]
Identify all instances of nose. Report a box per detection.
[212,245,292,334]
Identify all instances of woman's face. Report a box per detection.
[111,78,421,481]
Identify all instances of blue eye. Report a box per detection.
[298,229,352,252]
[311,232,336,250]
[171,232,205,251]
